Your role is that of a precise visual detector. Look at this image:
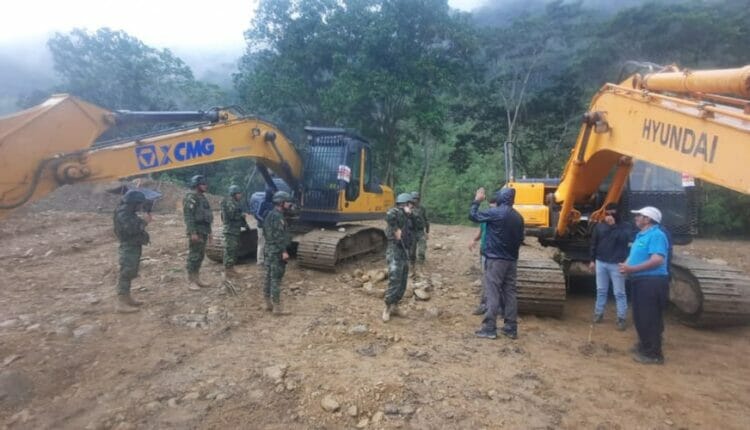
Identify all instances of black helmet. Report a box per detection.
[122,190,147,205]
[189,175,207,188]
[228,185,241,195]
[272,191,292,204]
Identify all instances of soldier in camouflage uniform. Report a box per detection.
[113,190,151,313]
[410,191,430,277]
[221,184,248,282]
[263,191,293,314]
[183,175,213,291]
[382,192,415,322]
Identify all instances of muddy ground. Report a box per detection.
[1,198,749,429]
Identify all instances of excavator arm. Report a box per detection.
[0,94,302,218]
[554,65,750,236]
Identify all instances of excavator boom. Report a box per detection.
[0,94,302,219]
[509,64,750,326]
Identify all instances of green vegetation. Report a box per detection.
[15,0,750,234]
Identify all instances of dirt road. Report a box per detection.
[1,209,749,429]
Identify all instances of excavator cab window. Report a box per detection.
[363,146,382,194]
[303,137,347,210]
[345,144,361,201]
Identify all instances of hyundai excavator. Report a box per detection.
[0,95,394,270]
[508,64,750,327]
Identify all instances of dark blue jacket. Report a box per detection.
[589,220,632,263]
[469,188,524,261]
[255,191,274,224]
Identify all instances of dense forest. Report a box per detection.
[10,0,750,234]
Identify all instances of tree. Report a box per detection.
[235,0,475,185]
[47,28,226,111]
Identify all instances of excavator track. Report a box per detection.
[670,255,750,327]
[205,229,258,263]
[515,257,567,318]
[296,224,386,271]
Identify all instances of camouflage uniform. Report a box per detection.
[262,208,291,304]
[385,206,412,305]
[221,196,247,268]
[411,205,429,264]
[113,203,150,295]
[183,191,213,273]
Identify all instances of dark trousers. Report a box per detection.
[482,258,518,332]
[631,276,670,358]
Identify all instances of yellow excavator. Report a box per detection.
[509,64,750,327]
[0,95,394,270]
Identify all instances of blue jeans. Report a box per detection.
[594,260,627,319]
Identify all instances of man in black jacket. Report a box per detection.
[589,203,632,330]
[469,187,524,339]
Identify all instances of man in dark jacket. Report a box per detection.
[469,187,524,339]
[589,203,632,330]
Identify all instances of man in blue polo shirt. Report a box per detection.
[618,206,670,365]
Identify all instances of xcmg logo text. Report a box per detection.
[135,138,215,170]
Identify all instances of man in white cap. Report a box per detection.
[619,206,670,365]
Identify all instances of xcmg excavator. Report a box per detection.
[0,95,394,270]
[509,64,750,327]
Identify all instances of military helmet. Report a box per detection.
[396,192,413,204]
[189,175,207,188]
[411,191,420,200]
[228,185,241,195]
[122,190,147,205]
[272,191,292,204]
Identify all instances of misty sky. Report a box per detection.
[0,0,486,51]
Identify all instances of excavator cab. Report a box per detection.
[622,162,698,245]
[300,127,393,225]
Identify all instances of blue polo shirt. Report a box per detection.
[626,225,669,277]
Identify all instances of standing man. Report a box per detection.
[263,191,293,314]
[589,203,632,330]
[469,187,524,340]
[183,174,213,291]
[255,188,274,265]
[382,193,415,322]
[619,206,670,365]
[410,192,430,276]
[113,190,151,313]
[221,185,248,282]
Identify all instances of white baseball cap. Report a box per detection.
[631,206,662,224]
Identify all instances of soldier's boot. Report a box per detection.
[382,304,392,322]
[264,297,273,312]
[115,295,140,313]
[188,272,210,289]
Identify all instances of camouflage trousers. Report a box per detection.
[385,243,409,305]
[187,232,207,273]
[256,227,265,265]
[117,243,142,295]
[223,233,240,268]
[264,251,286,304]
[410,231,427,265]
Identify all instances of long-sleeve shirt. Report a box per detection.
[183,191,213,235]
[262,208,291,255]
[468,188,524,261]
[589,221,632,263]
